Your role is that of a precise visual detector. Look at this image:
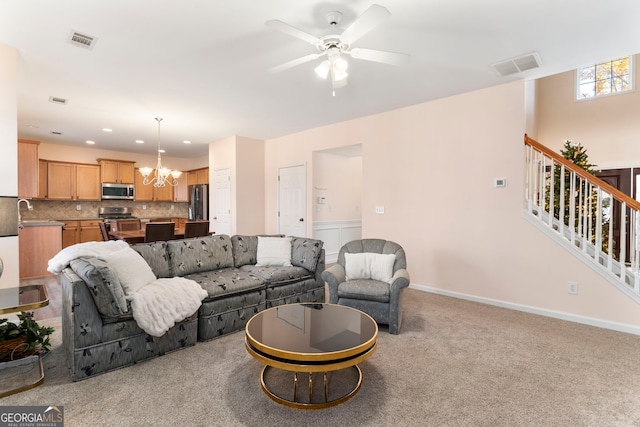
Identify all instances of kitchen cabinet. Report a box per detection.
[99,159,135,184]
[188,168,209,185]
[174,173,189,202]
[62,221,79,248]
[79,220,103,243]
[19,223,62,279]
[134,168,174,201]
[18,139,39,198]
[47,162,101,201]
[62,219,102,248]
[38,160,47,199]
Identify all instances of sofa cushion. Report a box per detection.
[256,236,292,267]
[130,241,172,278]
[70,257,128,316]
[239,264,312,286]
[231,235,258,267]
[338,279,390,303]
[167,235,233,276]
[183,267,265,299]
[290,237,323,272]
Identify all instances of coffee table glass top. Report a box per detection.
[246,303,377,360]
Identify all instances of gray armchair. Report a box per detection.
[321,239,410,334]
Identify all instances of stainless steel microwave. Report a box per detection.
[101,183,135,200]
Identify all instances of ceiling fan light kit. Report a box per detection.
[266,4,410,94]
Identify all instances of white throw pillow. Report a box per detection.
[345,252,396,284]
[100,247,156,297]
[256,237,292,267]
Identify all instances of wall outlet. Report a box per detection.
[142,205,147,210]
[170,204,174,210]
[375,206,385,214]
[76,204,81,211]
[568,281,579,295]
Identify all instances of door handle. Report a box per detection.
[214,217,218,220]
[299,218,304,222]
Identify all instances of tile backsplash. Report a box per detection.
[20,200,189,221]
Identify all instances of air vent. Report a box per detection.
[491,52,542,77]
[50,131,63,136]
[68,31,97,49]
[49,96,67,105]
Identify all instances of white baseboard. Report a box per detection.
[409,283,640,336]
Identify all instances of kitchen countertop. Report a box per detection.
[19,220,65,227]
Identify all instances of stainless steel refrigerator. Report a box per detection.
[188,184,209,220]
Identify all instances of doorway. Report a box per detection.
[278,164,306,237]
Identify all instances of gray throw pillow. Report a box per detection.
[231,235,258,267]
[131,241,172,278]
[69,257,128,316]
[290,237,323,272]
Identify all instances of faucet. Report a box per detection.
[17,198,33,228]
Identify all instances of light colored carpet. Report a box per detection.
[2,288,640,427]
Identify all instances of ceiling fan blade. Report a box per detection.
[268,53,322,73]
[349,48,410,66]
[265,20,321,46]
[340,4,390,45]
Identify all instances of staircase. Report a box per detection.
[523,135,640,303]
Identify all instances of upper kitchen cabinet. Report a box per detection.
[99,159,135,184]
[174,173,188,202]
[188,168,209,185]
[18,139,39,198]
[134,168,173,201]
[47,161,101,200]
[38,160,47,199]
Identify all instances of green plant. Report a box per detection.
[0,311,55,357]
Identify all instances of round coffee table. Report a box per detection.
[245,303,378,409]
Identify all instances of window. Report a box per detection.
[576,56,633,100]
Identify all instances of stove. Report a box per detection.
[98,207,137,221]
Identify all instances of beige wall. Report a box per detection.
[265,80,640,330]
[536,54,640,169]
[312,151,362,222]
[0,44,18,289]
[209,135,266,235]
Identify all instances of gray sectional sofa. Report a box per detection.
[61,234,325,381]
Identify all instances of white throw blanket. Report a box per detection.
[47,240,129,274]
[129,278,208,337]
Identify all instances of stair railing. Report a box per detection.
[524,135,640,301]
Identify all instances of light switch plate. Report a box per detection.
[375,206,385,214]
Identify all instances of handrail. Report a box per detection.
[524,134,640,212]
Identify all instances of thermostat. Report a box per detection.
[494,178,507,188]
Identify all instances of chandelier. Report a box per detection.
[139,117,182,187]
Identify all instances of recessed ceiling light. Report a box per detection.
[135,140,144,144]
[158,149,166,153]
[26,124,39,129]
[48,96,67,105]
[102,128,112,132]
[183,140,191,144]
[86,140,95,145]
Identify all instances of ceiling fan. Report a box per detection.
[265,4,410,93]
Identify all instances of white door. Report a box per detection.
[213,168,231,235]
[278,165,306,236]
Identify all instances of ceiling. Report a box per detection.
[2,1,640,159]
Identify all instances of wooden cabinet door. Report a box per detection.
[154,183,173,201]
[47,162,75,200]
[134,169,154,201]
[196,168,209,184]
[188,171,198,186]
[18,140,39,198]
[38,160,47,199]
[79,220,102,243]
[100,160,119,183]
[19,225,62,278]
[62,221,79,248]
[119,162,135,184]
[75,164,101,200]
[174,173,188,202]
